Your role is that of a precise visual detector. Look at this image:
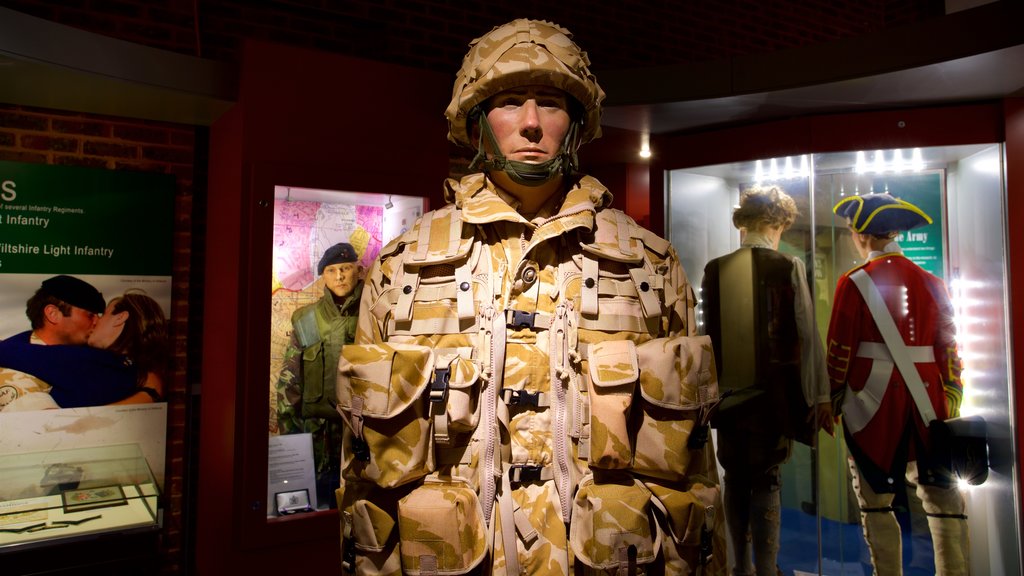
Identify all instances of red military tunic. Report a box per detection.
[826,247,963,492]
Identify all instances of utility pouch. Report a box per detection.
[632,336,718,480]
[587,339,638,469]
[337,342,435,488]
[570,473,662,573]
[443,353,482,433]
[645,478,721,572]
[348,498,396,553]
[396,477,487,575]
[300,341,336,419]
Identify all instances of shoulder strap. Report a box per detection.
[850,269,937,424]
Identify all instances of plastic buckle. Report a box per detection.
[342,543,356,573]
[688,424,710,449]
[429,368,450,403]
[507,309,537,329]
[509,464,544,484]
[700,505,715,565]
[503,389,541,407]
[351,437,371,462]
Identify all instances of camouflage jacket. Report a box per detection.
[337,174,726,575]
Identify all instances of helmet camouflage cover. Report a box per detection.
[445,19,606,148]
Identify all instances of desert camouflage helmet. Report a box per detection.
[445,19,606,148]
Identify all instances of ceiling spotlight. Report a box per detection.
[384,195,394,209]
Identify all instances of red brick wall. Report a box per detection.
[0,102,195,573]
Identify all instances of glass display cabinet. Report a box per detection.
[666,143,1017,575]
[0,443,159,551]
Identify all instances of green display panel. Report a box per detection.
[870,171,945,279]
[0,161,174,275]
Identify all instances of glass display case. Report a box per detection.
[0,443,159,551]
[666,143,1018,575]
[267,185,426,515]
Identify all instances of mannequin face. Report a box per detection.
[322,262,361,299]
[484,86,570,165]
[483,85,571,213]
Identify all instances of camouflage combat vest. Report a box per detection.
[336,174,726,575]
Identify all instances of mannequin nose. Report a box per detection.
[520,100,541,138]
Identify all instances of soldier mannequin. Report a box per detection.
[337,19,726,576]
[701,186,833,576]
[827,193,968,575]
[276,242,363,509]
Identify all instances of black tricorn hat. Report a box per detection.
[834,193,931,235]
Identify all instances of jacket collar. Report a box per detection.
[449,173,611,234]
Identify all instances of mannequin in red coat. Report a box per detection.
[827,193,967,576]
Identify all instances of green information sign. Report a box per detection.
[869,170,945,280]
[0,161,174,275]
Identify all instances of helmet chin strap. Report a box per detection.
[469,112,581,188]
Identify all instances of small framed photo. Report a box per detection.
[62,485,127,513]
[275,489,312,516]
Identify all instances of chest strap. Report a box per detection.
[846,269,938,434]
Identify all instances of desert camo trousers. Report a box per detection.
[848,457,969,576]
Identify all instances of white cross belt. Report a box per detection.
[842,341,935,434]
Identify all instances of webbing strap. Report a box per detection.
[455,261,475,320]
[412,209,433,262]
[497,464,522,576]
[629,267,661,323]
[432,408,449,446]
[582,255,599,315]
[447,209,462,257]
[615,211,634,256]
[419,555,438,576]
[394,266,418,323]
[850,270,938,428]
